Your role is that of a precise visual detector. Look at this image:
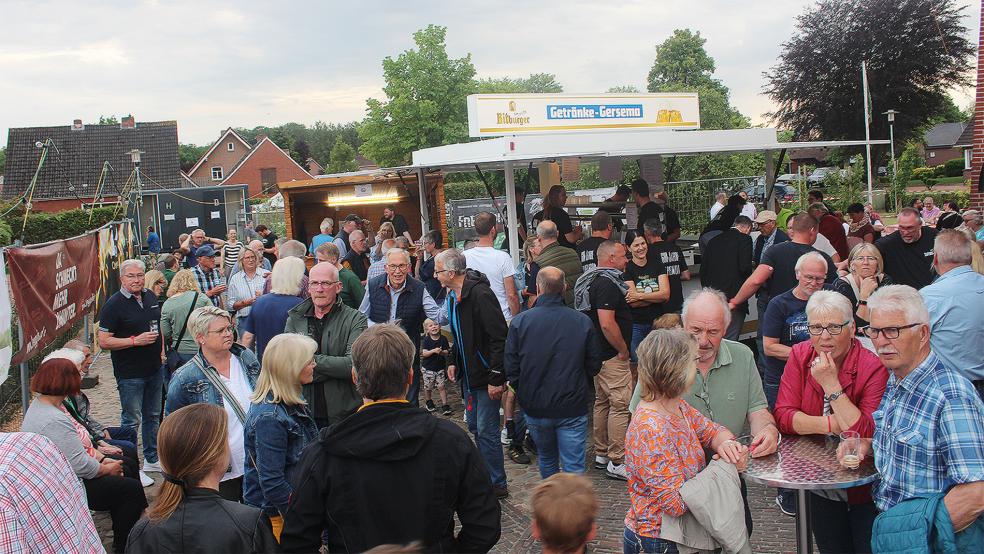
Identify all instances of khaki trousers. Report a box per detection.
[593,355,632,464]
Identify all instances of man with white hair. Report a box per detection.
[308,217,335,255]
[710,191,728,219]
[359,248,441,406]
[97,258,165,474]
[920,230,984,396]
[179,228,225,268]
[241,257,306,360]
[342,229,371,284]
[851,285,984,543]
[629,288,779,534]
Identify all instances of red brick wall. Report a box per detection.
[222,139,310,197]
[970,0,984,211]
[924,147,962,166]
[187,134,249,184]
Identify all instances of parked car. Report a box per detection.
[775,173,800,185]
[806,166,840,185]
[743,180,798,203]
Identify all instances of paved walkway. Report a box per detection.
[82,353,799,553]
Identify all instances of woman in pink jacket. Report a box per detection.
[774,290,888,554]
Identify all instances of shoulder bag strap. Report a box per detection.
[200,363,250,425]
[171,293,198,350]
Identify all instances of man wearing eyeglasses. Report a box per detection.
[359,248,441,407]
[848,285,984,546]
[285,262,368,428]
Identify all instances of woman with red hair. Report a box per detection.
[21,357,147,553]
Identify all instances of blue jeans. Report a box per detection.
[623,527,679,554]
[630,323,653,363]
[525,414,588,478]
[465,388,506,488]
[105,425,138,446]
[117,367,164,463]
[763,366,782,411]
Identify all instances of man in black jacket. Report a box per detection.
[505,267,602,479]
[753,210,789,265]
[435,248,510,498]
[280,324,501,553]
[700,215,755,340]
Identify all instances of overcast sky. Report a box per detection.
[0,0,979,147]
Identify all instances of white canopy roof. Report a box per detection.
[411,128,890,172]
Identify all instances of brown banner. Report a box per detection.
[8,233,100,364]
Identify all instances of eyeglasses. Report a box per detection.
[853,256,878,263]
[862,323,921,339]
[386,263,409,271]
[309,280,340,289]
[808,321,850,336]
[123,273,145,280]
[433,269,453,276]
[207,326,235,335]
[800,275,826,283]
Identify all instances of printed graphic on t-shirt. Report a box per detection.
[657,250,682,276]
[784,311,810,345]
[634,273,661,294]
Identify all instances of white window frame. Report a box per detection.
[964,148,972,170]
[227,142,235,152]
[929,151,936,158]
[211,166,223,180]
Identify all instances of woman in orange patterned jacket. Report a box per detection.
[623,328,748,554]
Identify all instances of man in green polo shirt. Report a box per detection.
[631,288,779,533]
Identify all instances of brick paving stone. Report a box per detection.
[82,351,800,553]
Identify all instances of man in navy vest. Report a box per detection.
[359,247,442,406]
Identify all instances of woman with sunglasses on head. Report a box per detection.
[829,243,893,329]
[126,403,277,553]
[165,305,261,502]
[773,291,888,554]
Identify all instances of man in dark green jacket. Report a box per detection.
[285,262,367,428]
[533,220,583,307]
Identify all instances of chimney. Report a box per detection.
[72,119,83,130]
[121,115,135,129]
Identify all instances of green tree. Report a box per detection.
[98,115,119,125]
[294,139,312,169]
[647,29,749,130]
[764,0,973,148]
[0,147,5,175]
[476,73,563,93]
[327,137,359,173]
[358,25,477,167]
[607,85,640,93]
[178,144,208,173]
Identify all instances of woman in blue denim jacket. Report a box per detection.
[242,333,319,540]
[165,306,261,502]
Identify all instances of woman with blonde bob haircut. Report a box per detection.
[623,328,747,553]
[144,269,167,298]
[243,333,319,540]
[126,403,277,553]
[161,269,210,371]
[829,242,893,329]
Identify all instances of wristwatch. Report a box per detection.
[824,390,845,403]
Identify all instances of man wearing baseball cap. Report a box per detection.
[753,210,789,266]
[332,214,362,259]
[191,245,227,307]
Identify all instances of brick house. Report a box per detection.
[923,121,968,166]
[956,117,974,181]
[971,0,984,211]
[1,116,182,212]
[185,128,311,197]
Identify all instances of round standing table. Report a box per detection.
[742,434,878,554]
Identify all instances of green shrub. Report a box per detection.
[943,158,965,177]
[0,205,118,246]
[911,167,936,181]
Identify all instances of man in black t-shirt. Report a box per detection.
[380,205,412,241]
[875,208,937,289]
[642,219,690,313]
[632,178,665,239]
[577,210,613,271]
[256,224,279,268]
[97,259,165,472]
[579,240,633,481]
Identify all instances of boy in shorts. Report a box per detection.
[420,319,451,415]
[531,474,598,554]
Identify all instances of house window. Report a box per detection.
[929,151,936,158]
[965,148,972,170]
[227,142,235,152]
[211,166,223,180]
[260,168,277,186]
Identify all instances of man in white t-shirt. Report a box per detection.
[463,211,520,321]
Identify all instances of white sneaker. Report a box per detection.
[594,455,610,470]
[606,461,628,481]
[500,427,512,445]
[139,471,154,488]
[142,460,163,473]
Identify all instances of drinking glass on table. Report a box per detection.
[839,430,861,469]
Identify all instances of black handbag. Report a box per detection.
[165,292,198,373]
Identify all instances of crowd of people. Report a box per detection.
[4,185,984,554]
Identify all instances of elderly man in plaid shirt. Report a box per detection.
[191,244,226,308]
[846,285,984,534]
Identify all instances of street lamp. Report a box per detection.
[883,110,899,177]
[128,149,145,207]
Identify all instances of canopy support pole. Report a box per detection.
[504,161,519,264]
[416,168,430,236]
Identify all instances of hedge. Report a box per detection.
[0,205,118,246]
